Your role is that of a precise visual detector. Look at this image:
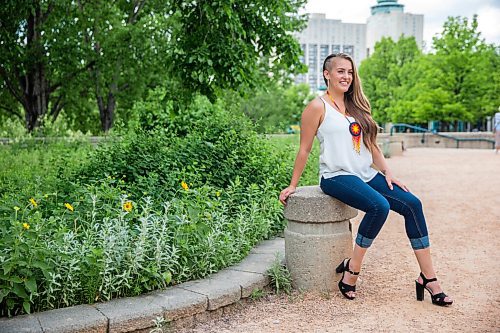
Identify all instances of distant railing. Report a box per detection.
[0,136,111,146]
[389,123,495,149]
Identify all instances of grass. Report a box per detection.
[267,253,292,295]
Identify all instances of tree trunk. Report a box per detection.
[24,62,49,131]
[82,0,146,133]
[97,91,115,132]
[22,5,50,132]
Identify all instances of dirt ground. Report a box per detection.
[179,148,500,333]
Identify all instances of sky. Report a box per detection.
[304,0,500,49]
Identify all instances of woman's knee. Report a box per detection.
[406,194,423,213]
[369,197,390,217]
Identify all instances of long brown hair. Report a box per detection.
[322,53,379,152]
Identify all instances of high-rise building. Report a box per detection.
[294,13,366,91]
[366,0,424,56]
[295,2,423,92]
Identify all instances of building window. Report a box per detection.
[343,45,354,57]
[320,44,329,61]
[331,44,341,54]
[309,76,317,91]
[308,44,317,70]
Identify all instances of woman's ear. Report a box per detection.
[323,69,330,82]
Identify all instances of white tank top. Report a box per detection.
[317,97,378,182]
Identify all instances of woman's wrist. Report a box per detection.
[381,168,392,176]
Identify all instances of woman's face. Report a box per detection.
[324,57,353,93]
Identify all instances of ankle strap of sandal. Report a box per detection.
[347,259,360,275]
[420,272,437,286]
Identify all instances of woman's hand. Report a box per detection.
[384,170,409,192]
[279,185,297,205]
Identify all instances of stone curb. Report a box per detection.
[0,238,285,333]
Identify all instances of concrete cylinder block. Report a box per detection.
[283,186,357,292]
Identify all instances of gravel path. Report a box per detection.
[179,148,500,333]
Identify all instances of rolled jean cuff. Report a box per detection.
[355,233,374,248]
[410,235,430,250]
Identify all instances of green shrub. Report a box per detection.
[0,139,93,211]
[267,134,320,187]
[74,95,291,202]
[0,177,284,316]
[0,95,294,317]
[238,83,315,134]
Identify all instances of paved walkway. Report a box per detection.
[179,148,500,332]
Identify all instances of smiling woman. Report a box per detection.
[279,52,453,306]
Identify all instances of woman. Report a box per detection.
[279,53,453,306]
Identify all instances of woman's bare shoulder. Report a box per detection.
[303,97,324,116]
[301,97,325,131]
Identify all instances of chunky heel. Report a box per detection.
[415,272,453,306]
[415,281,424,301]
[335,261,345,274]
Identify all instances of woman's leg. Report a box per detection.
[414,248,452,302]
[320,175,390,297]
[367,173,452,302]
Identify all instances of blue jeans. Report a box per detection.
[320,173,429,250]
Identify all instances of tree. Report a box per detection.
[1,0,308,133]
[73,0,172,132]
[427,16,499,124]
[359,36,422,123]
[166,0,307,108]
[359,16,500,128]
[0,1,84,131]
[390,16,500,127]
[239,83,314,133]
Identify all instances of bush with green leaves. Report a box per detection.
[0,175,286,316]
[74,95,292,202]
[0,95,295,316]
[238,83,316,134]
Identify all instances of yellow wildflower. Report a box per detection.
[123,201,133,212]
[29,198,37,208]
[216,191,221,197]
[14,206,20,211]
[22,223,30,230]
[181,181,189,191]
[64,203,74,212]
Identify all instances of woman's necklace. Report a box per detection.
[327,91,362,154]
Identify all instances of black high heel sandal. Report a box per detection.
[335,258,359,300]
[415,272,453,306]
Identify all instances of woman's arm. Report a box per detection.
[372,144,409,192]
[279,99,323,205]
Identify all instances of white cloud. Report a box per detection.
[477,5,500,44]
